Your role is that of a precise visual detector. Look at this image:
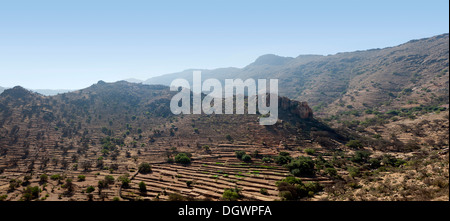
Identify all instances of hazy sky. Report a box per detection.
[0,0,448,89]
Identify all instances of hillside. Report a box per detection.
[0,81,348,201]
[0,34,448,202]
[143,34,449,118]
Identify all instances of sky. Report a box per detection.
[0,0,448,90]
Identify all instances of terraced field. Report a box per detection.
[120,146,333,201]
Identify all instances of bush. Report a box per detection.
[77,175,86,181]
[260,188,268,195]
[346,140,363,149]
[104,175,115,185]
[304,148,316,155]
[39,174,48,183]
[382,154,406,167]
[118,174,131,188]
[350,150,372,164]
[275,152,292,165]
[222,188,242,201]
[276,176,323,200]
[262,157,273,163]
[50,174,62,181]
[241,154,252,163]
[324,167,338,177]
[286,156,316,177]
[22,186,40,201]
[235,151,246,160]
[86,186,95,193]
[139,181,147,193]
[369,158,381,169]
[348,167,361,177]
[175,153,191,165]
[138,162,152,174]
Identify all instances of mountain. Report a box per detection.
[0,35,448,202]
[0,86,72,96]
[143,34,449,118]
[0,81,349,201]
[0,81,335,149]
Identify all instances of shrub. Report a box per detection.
[350,150,372,164]
[382,154,406,167]
[22,186,40,201]
[235,151,246,160]
[276,176,323,200]
[39,174,48,183]
[260,188,268,195]
[77,175,86,181]
[262,157,273,163]
[348,167,361,177]
[369,158,381,169]
[304,148,316,155]
[275,152,292,165]
[138,162,152,174]
[104,175,115,185]
[222,187,242,201]
[175,153,191,165]
[324,167,338,177]
[50,174,62,181]
[86,186,95,193]
[346,140,363,149]
[0,195,7,201]
[139,181,147,193]
[241,154,252,163]
[118,174,130,188]
[286,156,316,177]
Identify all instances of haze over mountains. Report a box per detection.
[0,87,72,96]
[140,33,449,117]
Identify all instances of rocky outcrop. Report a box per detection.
[278,96,313,119]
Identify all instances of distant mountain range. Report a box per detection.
[136,33,449,117]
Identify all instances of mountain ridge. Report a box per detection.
[142,33,449,118]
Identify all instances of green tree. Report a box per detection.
[286,156,316,177]
[104,175,115,186]
[139,181,147,193]
[350,150,372,164]
[118,174,130,188]
[86,186,95,193]
[235,151,246,160]
[275,152,292,165]
[241,154,252,163]
[222,187,242,201]
[138,162,152,174]
[77,175,86,181]
[22,186,40,201]
[175,153,191,165]
[39,174,48,184]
